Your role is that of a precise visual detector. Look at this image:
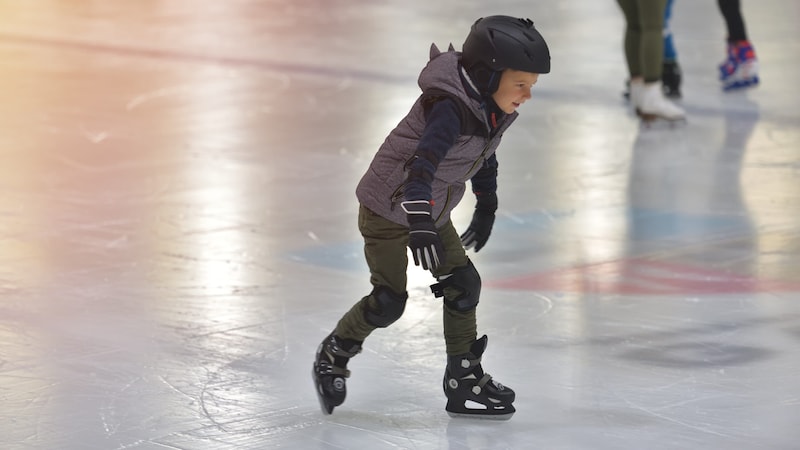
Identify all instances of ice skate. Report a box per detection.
[443,335,515,420]
[312,332,362,414]
[719,40,759,91]
[662,60,682,99]
[624,62,682,101]
[631,80,685,126]
[622,78,631,101]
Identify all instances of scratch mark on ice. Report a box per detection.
[620,396,734,438]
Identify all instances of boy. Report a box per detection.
[312,15,550,420]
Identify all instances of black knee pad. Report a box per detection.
[363,286,408,328]
[430,260,481,312]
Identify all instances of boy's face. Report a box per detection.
[491,69,539,114]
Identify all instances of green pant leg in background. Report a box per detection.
[334,205,409,342]
[618,0,668,81]
[432,220,476,356]
[617,0,641,76]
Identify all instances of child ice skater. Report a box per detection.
[312,15,550,420]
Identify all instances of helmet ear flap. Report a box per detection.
[466,63,502,96]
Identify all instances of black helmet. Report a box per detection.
[462,16,550,95]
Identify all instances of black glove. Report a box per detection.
[401,200,445,271]
[460,192,497,252]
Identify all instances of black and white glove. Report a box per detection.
[401,200,445,271]
[460,192,497,252]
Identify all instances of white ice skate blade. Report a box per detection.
[723,77,759,91]
[639,116,687,130]
[446,411,515,420]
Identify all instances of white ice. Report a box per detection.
[1,1,799,449]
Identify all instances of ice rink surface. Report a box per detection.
[1,1,799,449]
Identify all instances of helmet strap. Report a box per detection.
[486,71,501,95]
[483,96,505,130]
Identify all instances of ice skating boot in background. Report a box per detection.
[661,60,682,98]
[622,78,632,101]
[624,61,682,101]
[312,332,362,414]
[630,79,685,125]
[443,335,515,420]
[628,78,644,112]
[719,40,759,91]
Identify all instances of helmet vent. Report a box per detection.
[524,49,535,61]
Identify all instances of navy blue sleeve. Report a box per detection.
[470,153,498,195]
[403,98,462,201]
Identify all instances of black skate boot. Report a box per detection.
[312,332,362,414]
[662,60,682,99]
[443,335,515,420]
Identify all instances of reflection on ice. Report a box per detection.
[0,0,799,449]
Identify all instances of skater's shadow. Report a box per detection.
[625,92,760,256]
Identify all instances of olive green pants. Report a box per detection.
[617,0,668,82]
[334,205,477,355]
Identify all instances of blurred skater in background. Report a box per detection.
[717,0,759,90]
[623,0,681,99]
[617,0,685,122]
[661,0,681,98]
